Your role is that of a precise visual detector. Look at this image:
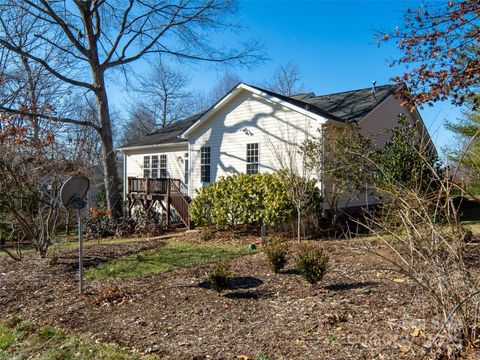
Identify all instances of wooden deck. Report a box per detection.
[126,177,191,228]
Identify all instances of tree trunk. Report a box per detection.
[297,208,301,242]
[81,2,123,220]
[96,85,123,219]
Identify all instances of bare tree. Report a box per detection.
[137,60,191,128]
[268,61,304,96]
[210,70,242,102]
[0,1,261,219]
[119,103,157,146]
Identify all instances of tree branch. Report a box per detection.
[0,106,100,132]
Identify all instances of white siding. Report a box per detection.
[187,90,320,196]
[123,143,188,196]
[335,94,421,209]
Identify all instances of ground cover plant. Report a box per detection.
[0,317,156,360]
[3,232,478,359]
[86,241,252,279]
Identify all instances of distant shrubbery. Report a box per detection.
[190,173,321,228]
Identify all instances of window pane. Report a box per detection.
[246,143,259,174]
[143,156,150,169]
[143,169,150,178]
[151,169,158,178]
[151,155,159,169]
[201,147,211,183]
[159,155,167,178]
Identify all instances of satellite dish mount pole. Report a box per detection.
[59,176,90,295]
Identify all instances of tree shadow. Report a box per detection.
[223,290,274,300]
[279,268,300,275]
[323,281,379,292]
[198,276,263,290]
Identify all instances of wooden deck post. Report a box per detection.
[165,179,171,227]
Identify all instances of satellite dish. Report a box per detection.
[59,176,90,294]
[60,176,90,209]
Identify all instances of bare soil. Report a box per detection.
[1,234,479,360]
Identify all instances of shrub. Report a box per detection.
[207,261,232,292]
[295,242,329,285]
[190,173,321,228]
[264,238,289,273]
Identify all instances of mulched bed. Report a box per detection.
[1,235,479,360]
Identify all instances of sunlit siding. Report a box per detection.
[334,95,420,209]
[187,90,320,196]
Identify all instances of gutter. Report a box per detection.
[117,141,188,152]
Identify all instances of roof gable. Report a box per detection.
[119,83,401,151]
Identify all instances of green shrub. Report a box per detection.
[295,243,329,285]
[190,173,321,228]
[264,238,289,273]
[207,261,232,292]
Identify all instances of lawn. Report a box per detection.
[86,241,254,279]
[0,317,157,360]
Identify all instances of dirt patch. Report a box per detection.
[1,235,479,359]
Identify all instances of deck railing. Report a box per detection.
[128,177,184,195]
[127,177,191,228]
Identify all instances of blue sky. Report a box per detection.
[111,0,461,154]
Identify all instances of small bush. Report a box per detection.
[264,238,288,273]
[207,261,232,292]
[295,242,329,285]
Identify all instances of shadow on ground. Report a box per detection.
[324,281,379,292]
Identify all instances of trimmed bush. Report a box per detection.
[207,261,232,292]
[295,242,329,285]
[190,173,321,228]
[264,238,289,273]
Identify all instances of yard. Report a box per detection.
[1,229,478,360]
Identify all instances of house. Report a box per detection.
[118,82,431,227]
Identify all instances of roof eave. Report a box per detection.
[180,83,336,138]
[118,141,188,152]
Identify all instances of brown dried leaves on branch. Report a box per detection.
[378,0,480,107]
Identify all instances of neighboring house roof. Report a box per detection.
[289,84,398,122]
[118,112,204,149]
[119,83,399,150]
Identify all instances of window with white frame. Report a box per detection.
[246,143,259,174]
[184,152,189,184]
[201,147,211,183]
[143,155,166,178]
[159,155,167,178]
[151,155,159,178]
[143,156,150,178]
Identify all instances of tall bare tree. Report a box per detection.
[137,61,191,129]
[0,1,261,218]
[268,61,304,96]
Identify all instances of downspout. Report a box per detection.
[123,153,127,202]
[320,124,326,218]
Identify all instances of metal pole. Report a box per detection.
[77,208,83,294]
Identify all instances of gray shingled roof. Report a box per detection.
[120,112,203,149]
[120,83,398,150]
[289,84,398,122]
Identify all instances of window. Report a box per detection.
[246,143,259,174]
[143,156,150,178]
[159,155,167,178]
[143,155,166,178]
[151,155,159,178]
[184,152,189,184]
[201,147,211,183]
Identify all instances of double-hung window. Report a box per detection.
[246,143,259,174]
[143,156,151,178]
[184,152,189,184]
[159,155,167,178]
[143,155,166,178]
[151,155,159,178]
[201,147,211,183]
